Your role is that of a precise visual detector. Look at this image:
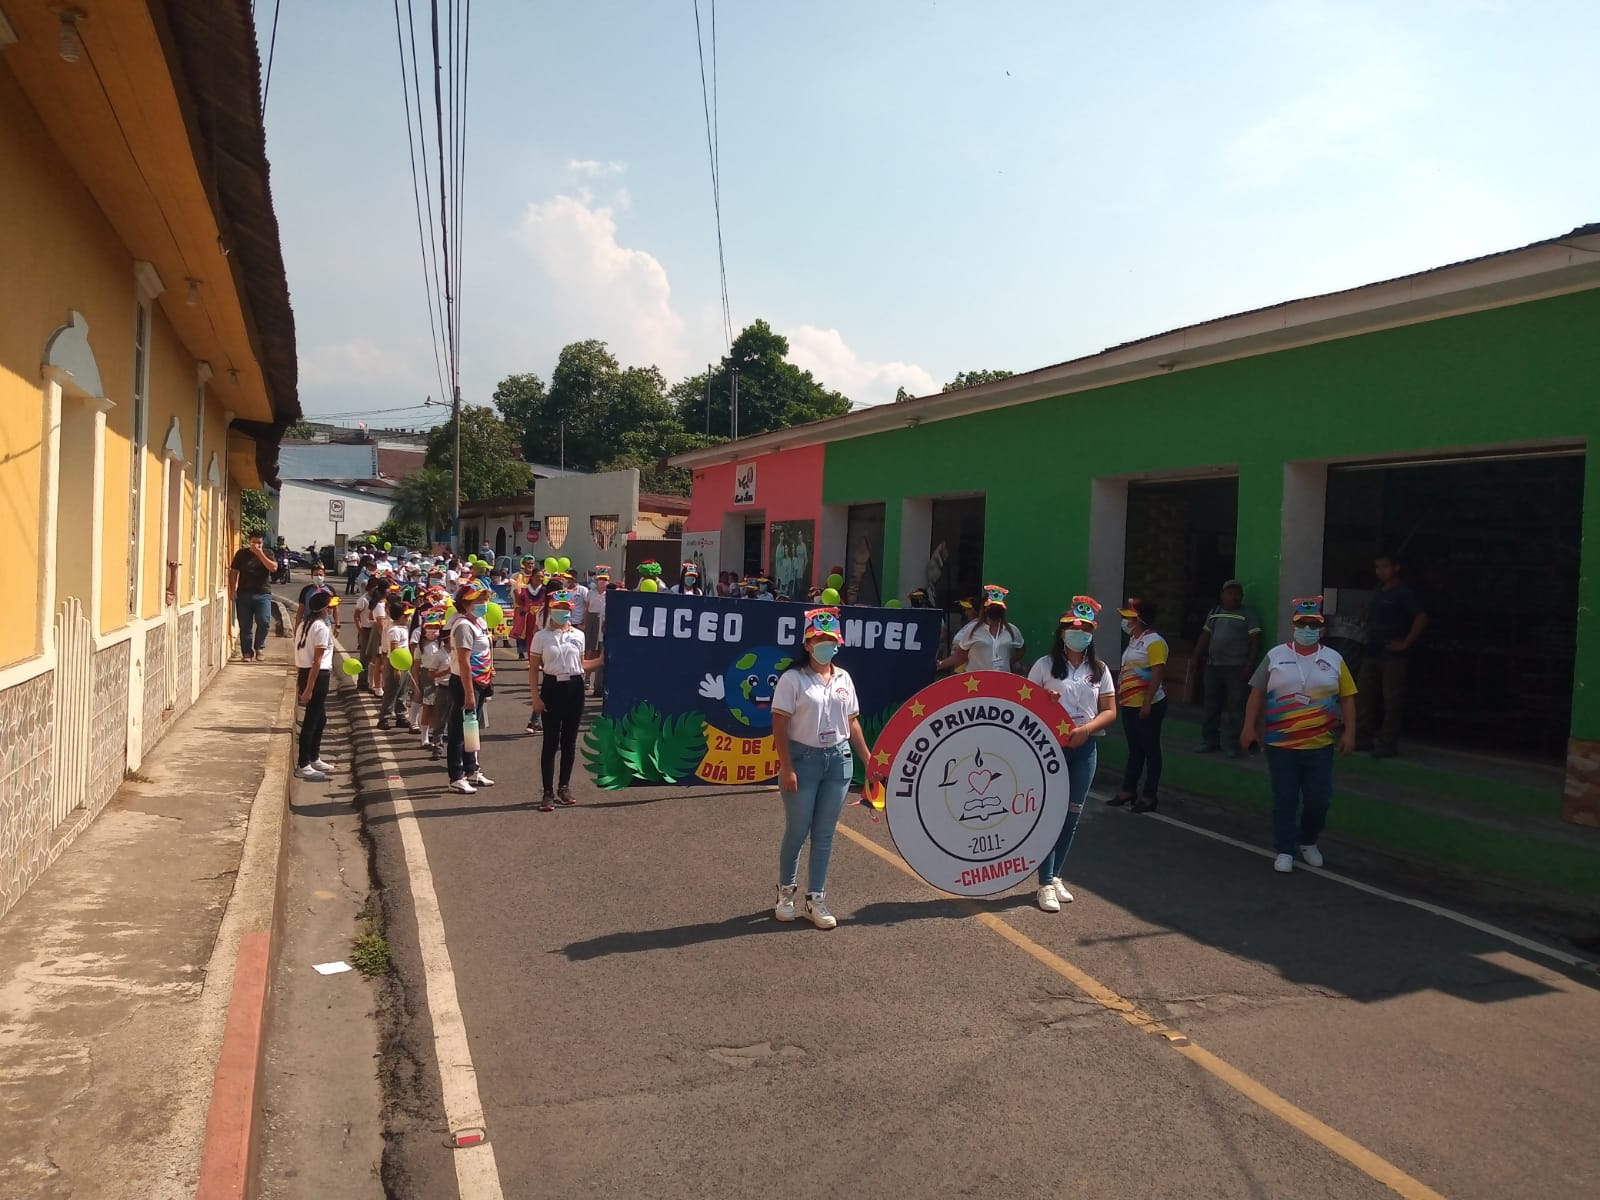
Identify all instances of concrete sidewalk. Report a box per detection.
[0,632,295,1198]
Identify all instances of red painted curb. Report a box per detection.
[196,930,273,1200]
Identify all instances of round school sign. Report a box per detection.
[865,671,1075,897]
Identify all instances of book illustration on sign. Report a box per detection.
[936,746,1008,821]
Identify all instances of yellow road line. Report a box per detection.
[836,822,1448,1200]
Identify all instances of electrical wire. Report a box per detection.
[261,0,282,109]
[693,0,733,348]
[392,0,450,404]
[404,0,451,389]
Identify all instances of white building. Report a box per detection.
[269,479,395,551]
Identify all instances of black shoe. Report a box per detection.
[1131,796,1160,814]
[1194,744,1220,754]
[377,718,390,730]
[1107,792,1136,807]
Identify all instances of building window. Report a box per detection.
[128,299,150,614]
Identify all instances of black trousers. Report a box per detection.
[540,677,586,790]
[296,667,330,766]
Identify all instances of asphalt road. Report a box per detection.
[351,640,1600,1200]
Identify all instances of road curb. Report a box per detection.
[195,668,298,1200]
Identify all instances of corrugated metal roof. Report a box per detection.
[277,443,378,480]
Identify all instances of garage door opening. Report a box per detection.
[1123,477,1239,656]
[1322,452,1584,760]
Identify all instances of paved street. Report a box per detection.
[351,644,1600,1200]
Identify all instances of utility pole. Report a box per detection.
[560,420,565,472]
[451,384,461,552]
[704,364,712,436]
[731,368,740,441]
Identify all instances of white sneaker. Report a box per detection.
[448,778,477,795]
[774,884,798,922]
[1049,877,1074,904]
[295,765,329,783]
[1299,844,1324,868]
[468,772,495,787]
[1274,853,1294,873]
[1036,885,1061,913]
[310,758,336,773]
[803,892,837,930]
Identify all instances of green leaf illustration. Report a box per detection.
[619,703,664,781]
[582,715,633,790]
[650,714,708,783]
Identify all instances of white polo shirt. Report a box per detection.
[294,619,333,671]
[772,665,860,749]
[955,619,1024,673]
[530,626,587,680]
[567,584,591,623]
[1027,655,1115,732]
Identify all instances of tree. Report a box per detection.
[943,369,1013,392]
[492,373,546,447]
[677,320,852,439]
[601,429,719,497]
[377,515,427,550]
[241,489,270,536]
[424,406,533,500]
[388,466,453,542]
[893,386,917,403]
[284,420,318,439]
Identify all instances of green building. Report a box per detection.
[674,224,1600,828]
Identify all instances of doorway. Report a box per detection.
[743,519,766,577]
[1123,477,1239,653]
[845,502,885,605]
[928,497,986,608]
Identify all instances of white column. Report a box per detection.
[38,379,63,657]
[818,504,847,590]
[898,497,932,600]
[1278,461,1328,612]
[1087,477,1129,663]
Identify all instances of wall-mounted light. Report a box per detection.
[185,278,200,306]
[1156,360,1178,373]
[56,7,85,64]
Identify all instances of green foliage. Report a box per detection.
[241,489,270,536]
[583,704,709,789]
[350,932,391,976]
[491,372,546,447]
[424,406,533,500]
[678,320,852,438]
[388,466,453,541]
[284,420,318,439]
[377,516,426,550]
[943,369,1013,392]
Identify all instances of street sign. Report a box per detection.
[328,499,346,521]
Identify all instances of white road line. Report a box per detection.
[363,689,505,1198]
[1088,789,1596,972]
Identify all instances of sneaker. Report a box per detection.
[556,784,576,806]
[525,718,541,734]
[427,744,442,761]
[538,791,556,812]
[377,718,391,731]
[1273,853,1294,874]
[774,884,798,921]
[1299,843,1324,868]
[295,765,329,782]
[310,758,337,773]
[468,772,495,787]
[1036,885,1061,913]
[1194,744,1220,754]
[448,778,477,795]
[1049,877,1074,904]
[408,724,421,734]
[803,892,837,930]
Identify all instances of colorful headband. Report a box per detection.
[982,584,1009,608]
[420,605,448,626]
[638,561,663,578]
[804,607,843,640]
[595,564,612,577]
[1059,595,1101,628]
[1118,597,1143,618]
[548,589,575,610]
[1291,595,1326,623]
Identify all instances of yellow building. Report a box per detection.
[0,2,297,917]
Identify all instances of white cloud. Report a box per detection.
[515,193,688,374]
[299,339,424,390]
[566,158,627,178]
[783,325,936,408]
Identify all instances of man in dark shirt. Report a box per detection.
[1356,553,1428,757]
[1191,580,1262,757]
[229,533,278,661]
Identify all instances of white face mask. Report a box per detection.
[1293,626,1323,646]
[1120,618,1134,635]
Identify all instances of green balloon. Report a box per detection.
[638,578,659,592]
[341,657,362,676]
[388,647,413,671]
[383,541,391,550]
[485,601,505,628]
[820,587,841,605]
[827,573,844,589]
[885,598,903,608]
[544,557,559,572]
[368,535,378,544]
[557,557,571,572]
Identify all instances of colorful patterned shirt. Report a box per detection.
[1117,630,1168,708]
[1249,643,1357,750]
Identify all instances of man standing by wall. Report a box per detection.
[1191,580,1261,758]
[1357,553,1428,758]
[228,532,277,662]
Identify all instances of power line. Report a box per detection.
[693,0,732,348]
[261,0,283,109]
[392,0,449,403]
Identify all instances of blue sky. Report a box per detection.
[258,0,1600,423]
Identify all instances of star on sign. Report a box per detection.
[1055,720,1073,737]
[874,750,891,767]
[910,701,926,717]
[1017,684,1033,700]
[964,676,981,693]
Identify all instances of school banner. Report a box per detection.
[585,592,942,789]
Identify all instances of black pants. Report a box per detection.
[1200,663,1248,750]
[540,677,586,790]
[1120,697,1167,799]
[296,667,330,767]
[345,565,360,594]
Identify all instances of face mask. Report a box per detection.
[1293,626,1322,646]
[1062,629,1094,652]
[984,606,1005,621]
[311,575,325,586]
[471,603,488,619]
[1120,618,1134,635]
[810,641,839,665]
[549,610,572,626]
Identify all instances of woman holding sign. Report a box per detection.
[1026,597,1118,912]
[771,607,873,930]
[939,584,1025,674]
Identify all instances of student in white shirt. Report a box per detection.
[1025,596,1118,912]
[770,607,873,930]
[671,564,704,596]
[293,592,337,782]
[446,583,497,794]
[940,584,1025,674]
[1113,596,1168,813]
[377,596,413,728]
[528,590,602,810]
[412,606,452,755]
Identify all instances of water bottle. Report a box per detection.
[462,711,480,753]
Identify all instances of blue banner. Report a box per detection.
[585,592,942,788]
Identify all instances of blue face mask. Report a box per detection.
[1119,618,1134,635]
[471,603,488,619]
[1062,629,1094,652]
[549,610,572,626]
[810,641,839,664]
[1292,626,1322,646]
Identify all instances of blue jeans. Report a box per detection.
[235,591,272,655]
[1038,740,1097,884]
[1120,697,1166,798]
[1265,745,1334,853]
[779,742,851,894]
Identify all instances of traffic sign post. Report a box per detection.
[329,498,345,549]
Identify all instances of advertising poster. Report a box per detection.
[586,592,942,789]
[769,520,814,599]
[681,531,721,583]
